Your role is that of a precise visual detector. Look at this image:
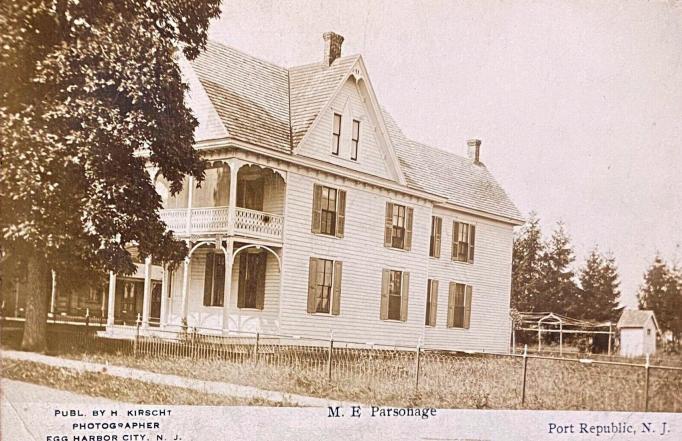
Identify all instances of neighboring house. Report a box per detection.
[617,309,659,357]
[2,33,522,353]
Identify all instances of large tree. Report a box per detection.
[638,256,682,349]
[0,0,221,351]
[511,212,545,311]
[536,222,578,315]
[577,247,621,322]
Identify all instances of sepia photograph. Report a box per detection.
[1,1,681,440]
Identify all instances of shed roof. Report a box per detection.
[617,309,659,330]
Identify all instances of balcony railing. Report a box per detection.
[160,206,283,241]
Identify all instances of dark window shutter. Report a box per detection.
[332,261,342,315]
[469,225,476,263]
[380,269,390,320]
[214,253,226,307]
[255,253,266,310]
[336,190,346,238]
[400,272,410,322]
[434,217,442,258]
[452,222,460,260]
[203,253,214,307]
[307,258,318,313]
[464,285,473,329]
[311,184,323,234]
[384,203,393,247]
[405,207,414,251]
[430,280,439,327]
[237,253,247,308]
[447,282,455,328]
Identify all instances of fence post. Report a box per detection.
[643,353,650,412]
[327,331,334,382]
[414,341,422,394]
[85,308,90,328]
[521,344,529,407]
[607,322,612,356]
[253,332,260,365]
[134,313,141,358]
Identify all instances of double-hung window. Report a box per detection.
[332,113,342,155]
[311,184,346,237]
[447,282,473,329]
[237,251,266,309]
[203,252,225,307]
[452,221,476,263]
[429,216,442,258]
[351,119,360,160]
[380,269,410,321]
[425,279,438,327]
[307,258,343,315]
[384,202,413,250]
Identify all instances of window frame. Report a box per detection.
[447,282,473,329]
[313,258,335,315]
[425,279,438,327]
[319,186,338,236]
[452,221,476,263]
[203,252,225,308]
[237,251,266,310]
[391,204,406,249]
[429,216,442,258]
[331,113,342,156]
[350,119,360,161]
[387,270,403,321]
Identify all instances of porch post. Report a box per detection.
[49,270,57,316]
[142,256,152,328]
[159,264,169,329]
[180,255,191,325]
[107,271,116,326]
[186,176,194,235]
[221,239,234,333]
[227,159,242,236]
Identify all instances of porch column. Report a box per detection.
[49,270,57,316]
[226,159,242,235]
[141,256,152,328]
[180,255,191,326]
[107,271,116,326]
[185,176,195,235]
[221,239,234,333]
[159,264,169,329]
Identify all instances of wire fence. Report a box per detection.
[1,316,680,412]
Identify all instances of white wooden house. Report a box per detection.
[617,309,659,357]
[100,32,523,353]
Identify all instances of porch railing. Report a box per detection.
[159,206,283,241]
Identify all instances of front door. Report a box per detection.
[115,280,143,325]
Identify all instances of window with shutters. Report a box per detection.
[331,113,342,155]
[452,221,476,263]
[388,270,403,320]
[351,119,360,161]
[307,258,343,315]
[380,269,409,322]
[425,279,438,327]
[447,282,473,329]
[203,252,225,307]
[311,184,346,238]
[384,203,413,250]
[237,252,266,309]
[429,216,442,258]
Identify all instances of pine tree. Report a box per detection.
[0,1,221,351]
[511,212,545,311]
[578,248,621,322]
[638,256,682,348]
[537,222,577,315]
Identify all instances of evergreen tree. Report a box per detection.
[511,212,545,311]
[537,222,578,315]
[638,256,682,348]
[578,247,621,322]
[0,0,221,351]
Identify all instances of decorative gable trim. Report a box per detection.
[293,56,407,186]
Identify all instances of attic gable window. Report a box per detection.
[452,221,476,263]
[351,119,360,161]
[332,113,342,155]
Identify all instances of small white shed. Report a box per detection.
[617,309,659,357]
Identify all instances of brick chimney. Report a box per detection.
[467,139,482,164]
[323,32,344,66]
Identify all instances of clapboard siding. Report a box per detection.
[296,78,393,180]
[278,172,431,347]
[424,207,514,353]
[166,248,280,333]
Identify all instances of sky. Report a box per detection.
[208,0,682,307]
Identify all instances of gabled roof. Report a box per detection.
[185,39,523,223]
[382,110,523,222]
[617,309,659,330]
[289,56,360,148]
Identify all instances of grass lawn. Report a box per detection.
[1,358,283,406]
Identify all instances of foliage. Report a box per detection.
[638,256,682,347]
[511,212,545,311]
[576,247,621,322]
[0,0,221,350]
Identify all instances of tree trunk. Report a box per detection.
[21,253,50,352]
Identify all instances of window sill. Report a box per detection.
[312,232,343,240]
[386,246,410,253]
[381,319,407,324]
[451,259,474,265]
[308,312,338,317]
[237,308,264,312]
